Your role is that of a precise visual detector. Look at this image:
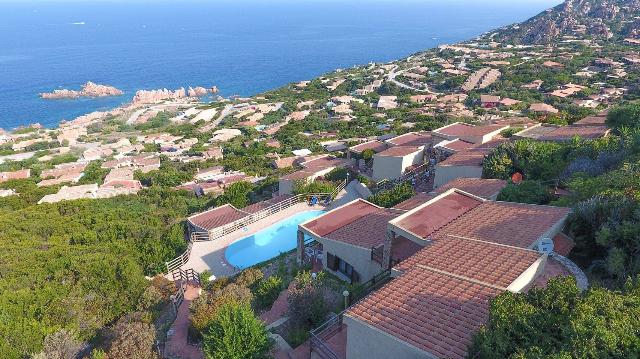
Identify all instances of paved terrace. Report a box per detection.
[183,202,325,278]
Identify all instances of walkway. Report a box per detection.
[164,285,204,359]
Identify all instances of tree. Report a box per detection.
[202,302,272,359]
[607,103,640,129]
[368,182,414,208]
[469,277,640,359]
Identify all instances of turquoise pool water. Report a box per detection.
[225,210,324,269]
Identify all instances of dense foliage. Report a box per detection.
[470,277,640,359]
[202,301,272,359]
[368,182,415,208]
[0,187,209,358]
[496,180,552,205]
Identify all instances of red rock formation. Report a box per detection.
[40,81,123,99]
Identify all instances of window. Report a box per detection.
[326,252,360,283]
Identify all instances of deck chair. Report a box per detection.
[309,196,318,206]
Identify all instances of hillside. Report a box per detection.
[495,0,640,44]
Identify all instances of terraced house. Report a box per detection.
[299,178,579,359]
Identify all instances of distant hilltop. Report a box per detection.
[40,81,124,99]
[494,0,640,44]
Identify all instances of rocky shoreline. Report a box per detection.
[40,81,124,99]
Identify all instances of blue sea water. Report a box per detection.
[0,0,561,129]
[225,209,324,269]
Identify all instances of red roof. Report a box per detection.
[324,208,402,248]
[539,125,610,141]
[552,232,575,257]
[241,194,292,214]
[435,123,505,138]
[392,191,483,239]
[433,178,507,199]
[433,202,571,248]
[350,140,388,154]
[396,236,542,289]
[439,139,474,152]
[438,139,505,167]
[301,199,380,237]
[188,204,248,231]
[387,132,432,147]
[376,146,423,157]
[346,266,501,359]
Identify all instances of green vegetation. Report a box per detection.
[202,301,272,359]
[606,103,640,129]
[368,182,415,208]
[496,180,552,205]
[0,188,210,358]
[255,275,283,309]
[470,277,640,359]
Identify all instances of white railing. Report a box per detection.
[165,241,193,274]
[164,180,347,273]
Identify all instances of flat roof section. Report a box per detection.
[376,146,423,157]
[387,131,432,147]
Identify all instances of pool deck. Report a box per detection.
[182,202,326,278]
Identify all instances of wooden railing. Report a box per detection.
[310,312,344,359]
[171,267,201,286]
[349,269,391,305]
[375,163,428,192]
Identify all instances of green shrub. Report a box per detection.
[202,301,272,359]
[234,268,264,288]
[368,182,414,208]
[497,180,552,204]
[255,276,283,309]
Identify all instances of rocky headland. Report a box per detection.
[40,81,124,99]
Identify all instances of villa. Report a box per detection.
[301,187,574,359]
[431,122,507,145]
[433,139,505,187]
[278,155,349,195]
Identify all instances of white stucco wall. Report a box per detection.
[372,151,423,182]
[434,164,483,187]
[344,315,435,359]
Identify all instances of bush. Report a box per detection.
[255,276,283,309]
[469,277,640,358]
[202,301,272,359]
[287,271,330,329]
[368,182,414,208]
[607,103,640,129]
[33,329,83,359]
[234,268,264,288]
[107,314,156,359]
[497,180,552,205]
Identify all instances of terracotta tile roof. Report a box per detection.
[387,132,432,147]
[539,125,610,142]
[324,208,402,248]
[434,178,506,199]
[437,139,505,167]
[392,191,483,239]
[376,146,423,157]
[393,192,436,211]
[435,123,505,138]
[396,236,541,289]
[188,204,248,231]
[346,266,500,359]
[528,257,572,290]
[573,115,607,126]
[350,140,387,154]
[301,199,380,237]
[242,194,292,214]
[433,202,571,249]
[394,179,506,211]
[438,139,475,152]
[301,156,347,171]
[552,232,575,257]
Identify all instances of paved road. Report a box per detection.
[386,65,438,94]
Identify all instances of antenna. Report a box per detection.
[537,237,554,254]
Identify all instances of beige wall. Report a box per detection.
[434,164,483,187]
[317,237,384,283]
[372,151,423,182]
[507,255,548,292]
[344,315,434,359]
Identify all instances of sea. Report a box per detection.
[0,0,561,129]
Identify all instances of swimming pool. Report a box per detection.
[225,210,324,269]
